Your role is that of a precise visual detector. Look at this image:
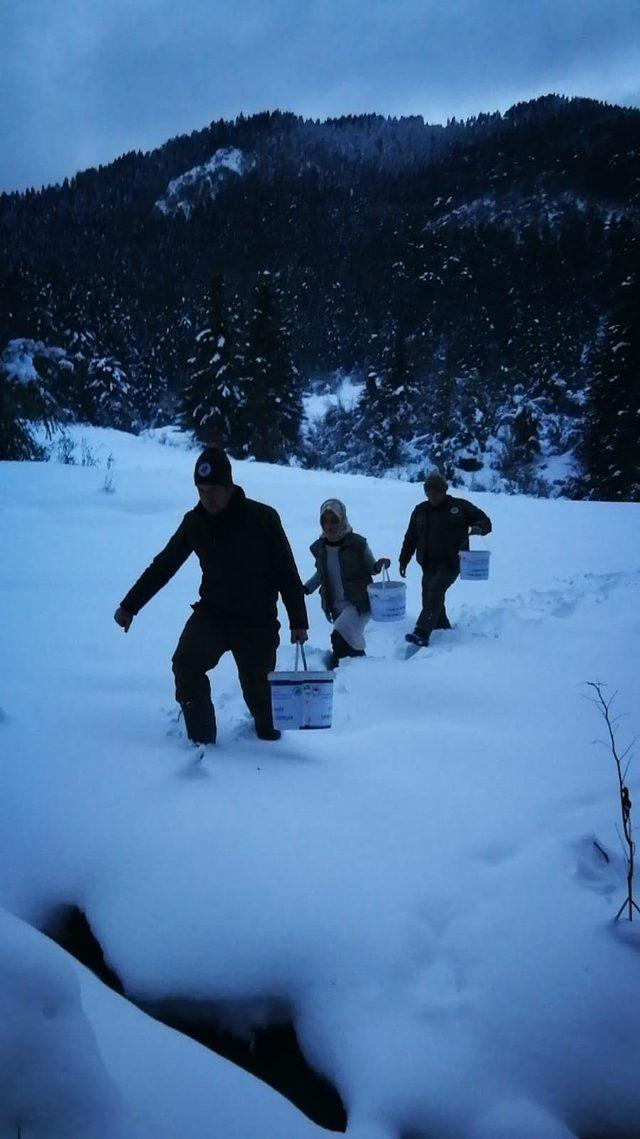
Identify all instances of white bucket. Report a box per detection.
[367,568,407,622]
[268,645,333,730]
[459,549,491,581]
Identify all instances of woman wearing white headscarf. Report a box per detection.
[304,499,390,668]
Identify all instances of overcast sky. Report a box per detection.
[1,0,639,194]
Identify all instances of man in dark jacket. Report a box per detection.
[114,447,308,744]
[399,471,492,648]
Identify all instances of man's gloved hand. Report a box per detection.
[114,607,133,632]
[398,564,407,579]
[290,628,308,644]
[373,557,391,573]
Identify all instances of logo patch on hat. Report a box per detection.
[198,462,212,477]
[450,507,460,515]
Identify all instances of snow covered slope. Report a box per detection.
[155,147,248,218]
[0,907,324,1138]
[1,426,640,1139]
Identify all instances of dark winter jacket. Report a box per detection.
[120,486,308,631]
[306,532,376,617]
[399,495,492,575]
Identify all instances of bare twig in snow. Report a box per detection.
[586,682,639,921]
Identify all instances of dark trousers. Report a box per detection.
[415,565,458,642]
[172,606,279,735]
[329,630,365,669]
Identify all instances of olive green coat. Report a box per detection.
[399,495,492,575]
[306,532,376,617]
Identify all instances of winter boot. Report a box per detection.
[327,631,343,669]
[181,697,217,745]
[405,629,429,648]
[255,724,282,741]
[328,630,364,669]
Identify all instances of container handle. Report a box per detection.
[294,642,309,672]
[464,529,486,551]
[381,565,391,587]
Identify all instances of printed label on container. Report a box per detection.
[270,678,333,730]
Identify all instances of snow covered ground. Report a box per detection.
[1,425,640,1139]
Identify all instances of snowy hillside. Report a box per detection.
[155,147,248,218]
[4,97,639,498]
[1,426,640,1139]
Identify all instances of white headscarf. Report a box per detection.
[319,498,352,542]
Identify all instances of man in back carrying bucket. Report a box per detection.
[399,471,492,649]
[114,447,308,745]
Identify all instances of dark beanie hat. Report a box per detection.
[194,447,233,487]
[424,470,448,493]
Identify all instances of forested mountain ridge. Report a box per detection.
[2,94,639,498]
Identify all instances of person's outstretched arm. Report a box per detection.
[304,570,321,594]
[114,517,193,630]
[398,510,418,577]
[363,542,390,575]
[271,513,309,642]
[462,501,492,536]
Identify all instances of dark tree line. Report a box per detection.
[1,95,638,497]
[579,256,640,501]
[181,270,301,461]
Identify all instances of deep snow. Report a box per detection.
[1,425,640,1139]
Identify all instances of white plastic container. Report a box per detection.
[367,568,407,622]
[459,549,491,580]
[268,646,333,730]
